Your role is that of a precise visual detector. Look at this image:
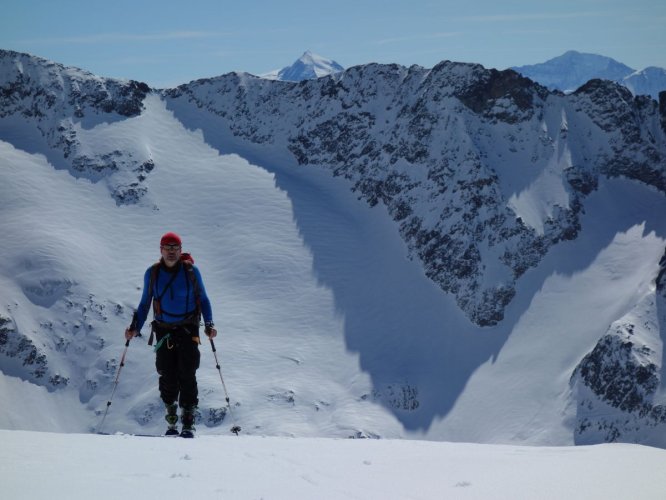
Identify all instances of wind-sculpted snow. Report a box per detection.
[164,62,666,326]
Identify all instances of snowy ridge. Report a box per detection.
[1,50,666,448]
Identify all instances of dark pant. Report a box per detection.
[153,322,201,408]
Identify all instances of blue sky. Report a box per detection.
[2,0,665,88]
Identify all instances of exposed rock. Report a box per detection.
[0,314,48,382]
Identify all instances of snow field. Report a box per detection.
[3,430,666,500]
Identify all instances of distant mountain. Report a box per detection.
[513,50,666,100]
[262,51,344,81]
[512,50,635,93]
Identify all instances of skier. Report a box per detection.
[125,232,217,437]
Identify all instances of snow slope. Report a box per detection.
[3,430,666,500]
[0,93,430,439]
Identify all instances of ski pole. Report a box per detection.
[209,337,241,435]
[96,313,137,434]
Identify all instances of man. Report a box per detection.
[125,232,217,437]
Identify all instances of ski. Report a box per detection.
[97,428,240,437]
[96,432,167,438]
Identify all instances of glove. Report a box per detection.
[205,322,217,338]
[125,328,138,341]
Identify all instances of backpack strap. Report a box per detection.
[183,262,202,324]
[147,262,160,307]
[147,262,160,346]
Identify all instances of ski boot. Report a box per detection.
[180,406,197,438]
[164,402,179,436]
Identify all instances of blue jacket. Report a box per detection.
[135,261,213,332]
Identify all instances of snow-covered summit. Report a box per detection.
[262,50,344,81]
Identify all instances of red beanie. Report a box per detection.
[160,232,182,246]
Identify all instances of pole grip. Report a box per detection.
[210,338,217,353]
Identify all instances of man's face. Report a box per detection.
[161,243,182,267]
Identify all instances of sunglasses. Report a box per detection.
[161,244,182,252]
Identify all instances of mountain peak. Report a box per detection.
[299,50,318,63]
[262,51,344,81]
[512,50,665,98]
[512,50,637,93]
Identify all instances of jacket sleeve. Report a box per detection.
[135,267,153,332]
[194,266,213,324]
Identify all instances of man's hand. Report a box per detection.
[125,328,138,341]
[205,322,217,338]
